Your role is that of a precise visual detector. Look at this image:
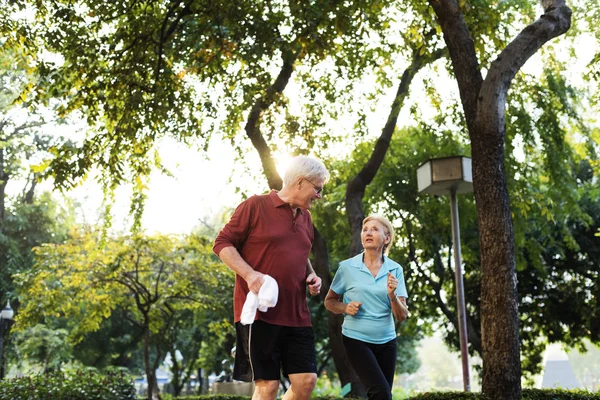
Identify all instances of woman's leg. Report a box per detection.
[342,335,392,400]
[372,338,397,389]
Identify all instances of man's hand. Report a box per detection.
[306,273,322,296]
[246,271,265,294]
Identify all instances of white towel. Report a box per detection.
[240,275,279,325]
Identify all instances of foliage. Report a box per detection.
[12,324,72,373]
[5,0,600,392]
[12,0,403,228]
[312,106,600,380]
[0,370,136,400]
[14,230,235,398]
[70,307,146,373]
[150,389,600,400]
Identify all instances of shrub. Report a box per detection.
[0,370,136,400]
[407,389,600,400]
[145,388,600,400]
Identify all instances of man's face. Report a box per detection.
[300,176,324,209]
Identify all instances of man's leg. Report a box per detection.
[282,372,317,400]
[280,325,318,400]
[235,321,282,400]
[253,379,280,400]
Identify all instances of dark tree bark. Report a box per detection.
[244,54,297,190]
[23,172,39,205]
[0,147,6,225]
[428,1,572,399]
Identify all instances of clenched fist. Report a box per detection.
[344,301,362,316]
[387,273,398,298]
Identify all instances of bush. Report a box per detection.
[166,389,600,400]
[408,389,600,400]
[0,370,136,400]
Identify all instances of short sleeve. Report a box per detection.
[330,264,347,295]
[395,267,408,298]
[213,198,254,257]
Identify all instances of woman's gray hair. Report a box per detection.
[283,156,330,187]
[363,214,395,256]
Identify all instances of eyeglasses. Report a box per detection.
[304,178,323,195]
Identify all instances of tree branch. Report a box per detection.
[428,0,483,129]
[244,54,297,190]
[346,46,445,256]
[478,0,572,131]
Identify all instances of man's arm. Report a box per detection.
[218,246,264,294]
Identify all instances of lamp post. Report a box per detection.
[0,301,14,380]
[416,156,473,392]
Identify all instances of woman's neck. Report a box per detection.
[363,250,383,275]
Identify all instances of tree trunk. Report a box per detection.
[472,121,521,399]
[144,328,160,400]
[170,348,183,397]
[244,55,296,190]
[345,48,443,256]
[0,148,6,226]
[23,172,39,205]
[429,1,572,398]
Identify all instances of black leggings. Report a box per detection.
[342,335,397,400]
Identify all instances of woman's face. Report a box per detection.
[361,219,390,252]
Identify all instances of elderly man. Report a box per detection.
[213,155,329,400]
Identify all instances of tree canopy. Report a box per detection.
[3,0,600,398]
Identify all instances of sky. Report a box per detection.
[60,136,265,235]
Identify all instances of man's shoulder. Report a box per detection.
[238,192,271,207]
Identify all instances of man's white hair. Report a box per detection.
[283,156,330,187]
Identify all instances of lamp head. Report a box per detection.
[1,301,13,321]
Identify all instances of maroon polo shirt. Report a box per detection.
[213,190,314,327]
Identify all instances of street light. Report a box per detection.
[0,301,14,380]
[417,156,473,392]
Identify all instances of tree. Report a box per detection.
[15,231,234,400]
[426,0,572,398]
[11,0,599,396]
[12,324,72,373]
[18,1,402,394]
[333,114,599,380]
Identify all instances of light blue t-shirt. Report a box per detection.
[330,252,408,344]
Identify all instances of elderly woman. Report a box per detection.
[324,214,409,400]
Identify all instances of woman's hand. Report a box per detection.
[344,301,362,316]
[387,273,398,298]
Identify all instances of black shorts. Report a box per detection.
[233,320,317,382]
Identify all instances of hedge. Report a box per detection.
[170,389,600,400]
[0,370,136,400]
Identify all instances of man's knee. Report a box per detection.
[290,373,317,395]
[253,380,279,400]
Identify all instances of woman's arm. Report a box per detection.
[324,289,361,315]
[390,296,409,322]
[387,272,409,322]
